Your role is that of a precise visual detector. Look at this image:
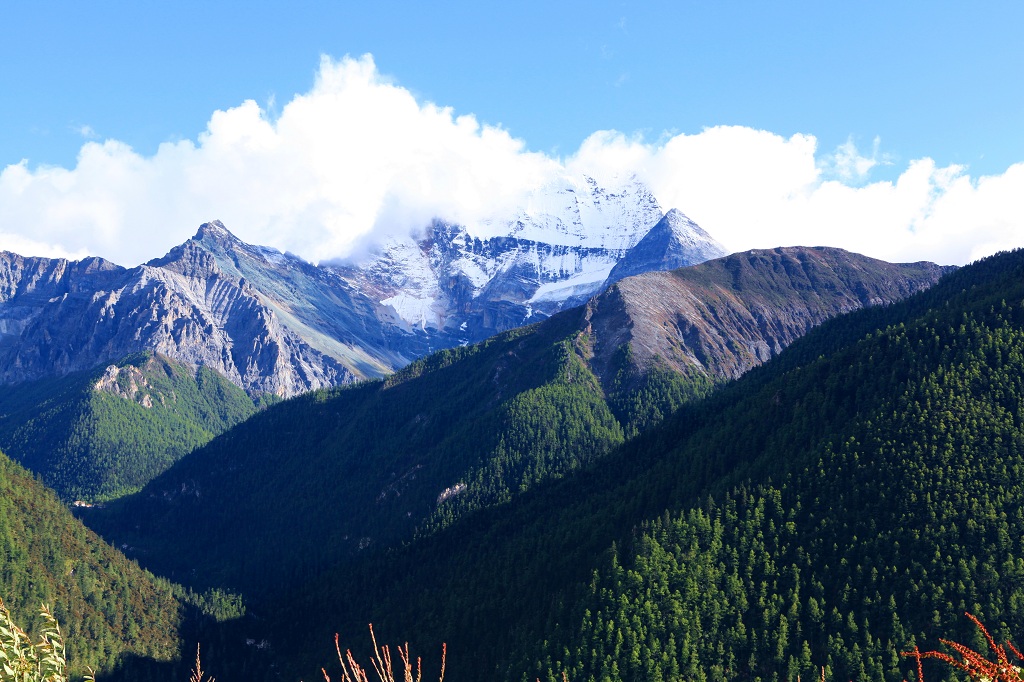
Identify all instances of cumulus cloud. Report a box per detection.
[818,136,888,183]
[1,53,1022,267]
[0,55,558,266]
[569,127,1024,265]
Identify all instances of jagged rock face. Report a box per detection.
[604,209,728,286]
[157,223,404,376]
[0,177,951,399]
[329,175,684,347]
[585,246,954,387]
[0,237,356,397]
[94,363,158,407]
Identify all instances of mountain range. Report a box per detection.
[0,177,728,398]
[7,173,1011,682]
[0,178,948,514]
[79,246,950,674]
[60,243,1024,682]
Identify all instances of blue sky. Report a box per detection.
[1,1,1023,266]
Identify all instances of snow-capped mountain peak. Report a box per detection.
[332,175,724,345]
[473,173,664,250]
[604,209,729,286]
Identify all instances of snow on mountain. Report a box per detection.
[333,174,675,340]
[0,176,732,397]
[473,174,664,249]
[604,209,728,286]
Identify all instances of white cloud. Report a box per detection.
[0,227,90,261]
[567,126,1024,265]
[0,54,557,266]
[820,136,886,183]
[1,53,1022,268]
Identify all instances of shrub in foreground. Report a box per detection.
[904,613,1023,682]
[321,625,445,682]
[0,598,89,682]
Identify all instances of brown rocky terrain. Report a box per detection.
[586,246,953,387]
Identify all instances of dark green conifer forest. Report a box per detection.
[8,249,1024,682]
[269,249,1024,682]
[0,452,182,676]
[0,352,257,501]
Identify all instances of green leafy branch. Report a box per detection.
[0,597,91,682]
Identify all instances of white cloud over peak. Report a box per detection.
[0,55,558,266]
[1,53,1022,267]
[568,128,1024,266]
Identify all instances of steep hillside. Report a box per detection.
[0,452,182,676]
[590,246,948,433]
[0,352,257,501]
[266,248,1024,682]
[595,246,949,379]
[83,247,947,611]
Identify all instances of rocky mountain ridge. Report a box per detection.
[586,246,954,389]
[0,243,355,396]
[0,177,732,396]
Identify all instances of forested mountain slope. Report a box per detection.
[86,309,630,598]
[0,352,257,501]
[80,247,948,677]
[538,248,1024,682]
[0,452,182,677]
[259,248,1024,682]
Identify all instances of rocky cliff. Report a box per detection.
[0,176,737,396]
[586,246,953,388]
[0,235,357,396]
